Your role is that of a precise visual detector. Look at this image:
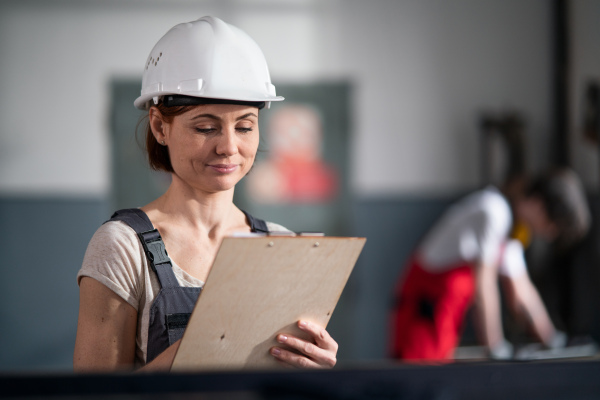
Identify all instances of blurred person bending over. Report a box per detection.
[389,168,591,361]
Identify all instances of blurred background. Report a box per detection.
[0,0,599,372]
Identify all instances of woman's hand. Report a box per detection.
[270,320,338,369]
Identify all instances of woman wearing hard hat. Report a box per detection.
[73,16,338,371]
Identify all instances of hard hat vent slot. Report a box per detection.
[146,52,163,70]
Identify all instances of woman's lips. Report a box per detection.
[209,164,238,173]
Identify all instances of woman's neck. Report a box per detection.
[143,176,241,235]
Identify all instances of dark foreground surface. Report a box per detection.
[1,358,600,400]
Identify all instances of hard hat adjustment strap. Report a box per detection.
[162,95,265,110]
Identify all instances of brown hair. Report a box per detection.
[140,103,197,172]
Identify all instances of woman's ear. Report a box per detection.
[149,107,168,144]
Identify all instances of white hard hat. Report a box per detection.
[134,16,284,110]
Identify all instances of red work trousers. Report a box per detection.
[389,256,475,361]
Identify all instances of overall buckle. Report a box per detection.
[138,229,170,272]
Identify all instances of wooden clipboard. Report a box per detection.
[171,235,366,371]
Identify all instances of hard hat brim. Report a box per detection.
[162,95,269,109]
[134,93,284,110]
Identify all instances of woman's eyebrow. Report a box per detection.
[189,112,258,121]
[190,113,219,121]
[236,112,258,121]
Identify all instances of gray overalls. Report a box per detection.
[107,208,269,363]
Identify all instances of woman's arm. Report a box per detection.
[270,320,338,368]
[75,278,338,371]
[74,277,178,372]
[74,277,138,371]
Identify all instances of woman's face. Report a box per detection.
[157,103,260,194]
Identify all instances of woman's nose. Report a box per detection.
[215,129,238,156]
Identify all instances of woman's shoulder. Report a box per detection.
[266,221,292,233]
[78,220,147,299]
[88,220,143,253]
[243,208,291,233]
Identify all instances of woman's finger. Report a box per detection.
[271,325,337,368]
[270,346,326,369]
[297,320,339,353]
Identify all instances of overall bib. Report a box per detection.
[108,208,270,364]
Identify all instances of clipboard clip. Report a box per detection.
[265,231,325,237]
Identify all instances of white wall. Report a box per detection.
[0,0,344,196]
[1,0,595,198]
[341,0,553,195]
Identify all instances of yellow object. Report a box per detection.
[511,220,532,248]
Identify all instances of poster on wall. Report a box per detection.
[235,81,352,236]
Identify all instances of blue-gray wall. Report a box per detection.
[0,197,109,371]
[340,196,453,360]
[2,194,599,371]
[0,195,455,371]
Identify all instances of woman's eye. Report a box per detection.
[195,127,216,134]
[236,127,253,133]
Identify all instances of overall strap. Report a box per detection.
[242,210,269,233]
[107,209,180,289]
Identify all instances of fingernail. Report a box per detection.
[278,335,288,343]
[272,348,281,356]
[299,321,307,328]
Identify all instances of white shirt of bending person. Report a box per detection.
[417,186,527,278]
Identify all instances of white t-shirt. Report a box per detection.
[418,186,526,278]
[77,218,289,367]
